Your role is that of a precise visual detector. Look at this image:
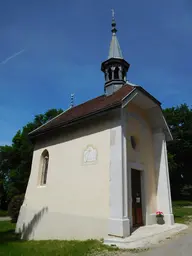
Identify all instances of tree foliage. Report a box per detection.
[0,109,63,209]
[8,194,25,223]
[163,104,192,199]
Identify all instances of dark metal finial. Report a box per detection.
[111,9,117,34]
[70,93,74,108]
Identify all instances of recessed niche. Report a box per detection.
[130,136,139,151]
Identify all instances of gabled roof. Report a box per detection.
[29,85,135,138]
[29,84,163,139]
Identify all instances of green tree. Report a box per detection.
[163,104,192,199]
[0,108,63,209]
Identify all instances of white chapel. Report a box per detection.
[16,14,174,240]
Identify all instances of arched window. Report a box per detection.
[108,68,112,80]
[40,150,49,186]
[114,67,119,79]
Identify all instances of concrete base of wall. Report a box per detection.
[16,205,108,240]
[108,218,130,237]
[164,214,174,225]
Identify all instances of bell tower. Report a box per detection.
[101,10,130,96]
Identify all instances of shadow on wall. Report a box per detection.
[154,137,163,197]
[19,207,48,240]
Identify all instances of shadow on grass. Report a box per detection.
[0,226,21,244]
[0,207,48,244]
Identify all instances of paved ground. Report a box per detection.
[96,224,192,256]
[0,216,11,221]
[140,224,192,256]
[104,223,187,249]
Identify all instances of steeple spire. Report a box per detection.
[108,9,123,59]
[101,10,130,96]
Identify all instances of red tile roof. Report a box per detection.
[30,85,135,137]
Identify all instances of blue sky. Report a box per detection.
[0,0,191,145]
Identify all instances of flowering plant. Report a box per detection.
[156,211,164,217]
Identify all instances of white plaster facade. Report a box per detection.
[16,90,174,240]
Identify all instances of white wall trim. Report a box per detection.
[152,131,174,225]
[128,162,144,171]
[122,89,138,108]
[108,121,130,237]
[121,109,128,219]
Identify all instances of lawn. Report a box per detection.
[0,221,119,256]
[0,201,191,255]
[173,200,192,223]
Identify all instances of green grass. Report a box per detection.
[0,210,8,217]
[173,200,192,223]
[1,201,191,255]
[0,221,119,256]
[172,200,192,207]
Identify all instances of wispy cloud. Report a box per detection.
[0,49,25,65]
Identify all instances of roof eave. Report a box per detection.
[29,108,71,136]
[160,107,173,141]
[29,102,122,140]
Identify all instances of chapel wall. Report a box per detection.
[17,114,116,239]
[126,103,157,217]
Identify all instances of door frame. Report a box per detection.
[127,162,146,229]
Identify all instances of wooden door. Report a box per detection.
[131,169,143,227]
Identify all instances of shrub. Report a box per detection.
[8,194,24,223]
